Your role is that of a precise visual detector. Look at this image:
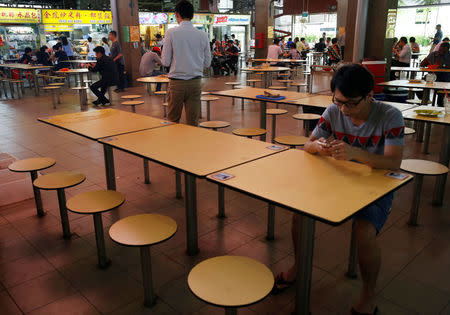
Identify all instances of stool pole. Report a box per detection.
[175,171,182,199]
[140,246,156,307]
[79,91,84,109]
[103,144,116,191]
[163,106,167,118]
[218,185,225,218]
[131,105,136,113]
[267,203,275,240]
[241,98,244,110]
[346,221,358,278]
[305,121,310,137]
[260,101,267,142]
[271,115,277,143]
[225,307,237,315]
[206,101,211,121]
[93,213,110,268]
[184,173,199,255]
[422,122,431,154]
[57,188,71,239]
[143,159,151,184]
[30,171,45,217]
[408,174,423,226]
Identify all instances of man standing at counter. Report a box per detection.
[109,30,125,92]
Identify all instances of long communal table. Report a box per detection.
[136,76,169,95]
[98,123,288,255]
[377,80,450,105]
[241,66,290,88]
[0,63,52,96]
[207,149,413,315]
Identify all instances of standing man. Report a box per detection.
[109,30,125,92]
[430,24,443,53]
[88,46,118,106]
[161,0,211,126]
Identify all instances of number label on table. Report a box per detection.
[211,172,235,181]
[385,171,409,180]
[102,137,117,142]
[267,145,285,151]
[160,121,172,125]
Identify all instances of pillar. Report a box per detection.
[254,0,274,59]
[110,0,141,87]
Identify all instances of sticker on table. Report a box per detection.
[267,145,284,151]
[160,121,172,125]
[212,172,235,181]
[385,171,408,180]
[102,137,117,142]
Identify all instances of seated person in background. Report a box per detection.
[284,42,301,60]
[267,38,283,65]
[433,37,449,52]
[297,37,310,59]
[273,64,404,315]
[88,46,118,106]
[409,37,420,54]
[234,39,241,52]
[36,46,52,66]
[390,36,411,80]
[314,38,327,52]
[225,40,239,75]
[327,38,341,65]
[52,44,69,71]
[325,37,332,48]
[420,42,450,106]
[19,47,33,64]
[139,46,163,91]
[212,41,228,76]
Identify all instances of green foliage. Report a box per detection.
[415,35,431,47]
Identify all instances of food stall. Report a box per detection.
[41,9,112,57]
[167,13,214,38]
[212,14,251,53]
[0,8,41,62]
[139,12,167,49]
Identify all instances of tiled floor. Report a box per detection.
[0,72,449,314]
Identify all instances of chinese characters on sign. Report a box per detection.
[0,8,41,23]
[42,10,112,24]
[385,9,397,39]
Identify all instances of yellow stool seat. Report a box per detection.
[48,82,65,86]
[71,86,88,90]
[278,80,293,83]
[232,128,267,138]
[121,94,142,100]
[33,171,85,190]
[163,102,168,107]
[43,86,61,90]
[110,214,177,247]
[200,121,231,130]
[188,256,274,308]
[266,108,288,115]
[404,127,416,135]
[268,86,287,90]
[202,91,210,95]
[278,73,290,76]
[401,159,448,176]
[8,157,55,172]
[292,113,321,120]
[247,79,262,83]
[154,91,167,95]
[290,82,308,87]
[225,82,241,86]
[201,96,219,102]
[122,100,144,106]
[67,190,125,214]
[275,135,309,147]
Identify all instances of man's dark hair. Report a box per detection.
[437,24,441,27]
[332,38,338,44]
[409,37,416,43]
[93,46,105,55]
[327,37,331,41]
[300,37,305,41]
[290,42,296,49]
[273,38,280,45]
[441,42,450,49]
[399,36,407,43]
[40,46,47,52]
[88,37,92,42]
[24,47,32,54]
[175,0,194,20]
[443,37,449,41]
[331,64,374,98]
[227,40,234,44]
[61,36,68,46]
[319,38,325,43]
[109,30,117,37]
[52,45,59,51]
[156,34,162,39]
[288,37,292,41]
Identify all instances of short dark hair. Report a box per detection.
[400,36,407,43]
[88,37,92,42]
[437,24,441,27]
[61,36,68,46]
[332,38,338,44]
[290,43,296,49]
[24,47,32,54]
[441,42,450,49]
[319,38,325,43]
[331,64,374,98]
[52,45,59,51]
[327,37,331,41]
[40,46,47,52]
[288,37,292,41]
[93,46,105,55]
[227,40,234,44]
[273,38,280,45]
[175,0,194,20]
[109,30,117,37]
[300,37,305,41]
[409,37,416,42]
[443,37,449,41]
[156,34,162,39]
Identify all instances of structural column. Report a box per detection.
[110,0,141,86]
[254,0,274,59]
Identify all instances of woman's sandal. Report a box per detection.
[351,306,379,315]
[271,272,296,295]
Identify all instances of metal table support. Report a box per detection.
[184,173,199,255]
[103,144,116,191]
[433,126,450,205]
[140,246,156,307]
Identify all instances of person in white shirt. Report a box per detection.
[391,36,411,79]
[102,37,110,56]
[267,38,283,64]
[85,37,96,60]
[161,0,211,126]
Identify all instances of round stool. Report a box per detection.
[268,86,287,91]
[200,121,231,131]
[290,82,308,92]
[266,108,288,142]
[109,214,177,307]
[400,159,448,226]
[162,102,169,118]
[232,128,266,139]
[202,91,210,95]
[122,100,144,113]
[8,157,56,217]
[225,82,241,105]
[275,135,309,148]
[33,171,85,239]
[48,82,65,87]
[43,86,61,109]
[188,256,274,314]
[278,79,293,87]
[121,94,142,101]
[71,86,88,108]
[154,91,167,104]
[292,113,321,137]
[246,79,262,88]
[10,80,24,99]
[404,127,416,135]
[67,190,125,268]
[201,96,219,121]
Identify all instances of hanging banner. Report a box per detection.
[168,13,214,24]
[139,12,168,25]
[42,10,112,24]
[0,8,41,24]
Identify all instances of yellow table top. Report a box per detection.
[136,76,169,83]
[391,67,450,73]
[56,69,89,74]
[243,66,290,72]
[210,87,311,105]
[188,256,274,307]
[378,80,450,90]
[0,64,51,70]
[38,109,172,140]
[402,106,449,125]
[207,150,412,224]
[98,123,287,177]
[290,95,332,108]
[381,101,417,112]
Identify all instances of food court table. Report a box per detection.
[207,149,412,315]
[290,94,332,108]
[377,80,450,105]
[390,67,450,79]
[98,123,288,255]
[210,87,311,140]
[402,106,450,205]
[38,109,172,190]
[0,63,52,96]
[56,68,90,87]
[136,76,169,95]
[380,101,418,112]
[241,66,290,88]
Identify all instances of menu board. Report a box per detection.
[168,13,213,25]
[139,12,168,25]
[42,9,112,24]
[0,8,41,24]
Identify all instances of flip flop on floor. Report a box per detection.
[351,306,379,315]
[271,272,295,295]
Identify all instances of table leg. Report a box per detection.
[423,123,431,154]
[271,115,276,143]
[346,221,358,278]
[225,308,237,315]
[57,189,71,239]
[218,185,225,218]
[409,174,423,226]
[259,101,267,142]
[416,122,425,143]
[421,89,430,105]
[294,214,315,315]
[140,246,156,307]
[175,171,182,199]
[207,101,211,121]
[80,73,84,87]
[103,144,116,191]
[266,203,275,241]
[33,70,39,96]
[93,213,110,268]
[30,171,45,217]
[184,173,199,255]
[432,125,450,206]
[143,159,151,184]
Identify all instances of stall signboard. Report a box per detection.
[42,10,112,24]
[44,24,74,32]
[214,15,250,25]
[168,13,213,24]
[139,12,168,25]
[0,8,41,24]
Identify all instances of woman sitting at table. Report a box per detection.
[36,46,52,66]
[284,42,301,60]
[52,44,69,71]
[18,47,33,64]
[273,64,405,315]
